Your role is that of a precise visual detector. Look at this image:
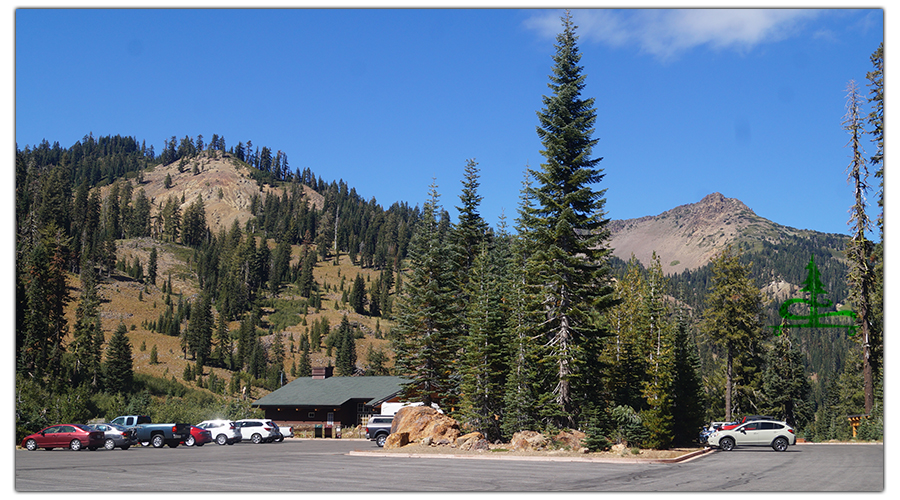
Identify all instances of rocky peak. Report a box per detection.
[608,192,764,275]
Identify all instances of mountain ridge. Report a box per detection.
[608,192,846,276]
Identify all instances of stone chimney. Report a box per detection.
[312,366,334,380]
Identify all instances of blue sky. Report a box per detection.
[14,7,884,236]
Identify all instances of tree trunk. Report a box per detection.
[725,347,733,422]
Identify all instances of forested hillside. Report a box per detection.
[15,133,416,437]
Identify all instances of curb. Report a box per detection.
[348,446,716,464]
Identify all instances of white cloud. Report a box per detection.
[525,9,825,61]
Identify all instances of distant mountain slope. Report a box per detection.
[106,150,324,233]
[608,192,846,276]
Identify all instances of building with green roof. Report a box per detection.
[252,367,409,432]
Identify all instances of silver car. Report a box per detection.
[90,423,138,450]
[195,420,242,445]
[707,420,796,452]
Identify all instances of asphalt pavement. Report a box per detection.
[14,439,884,492]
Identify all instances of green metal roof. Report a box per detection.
[252,376,409,407]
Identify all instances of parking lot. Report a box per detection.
[15,439,884,492]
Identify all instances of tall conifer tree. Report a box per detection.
[700,245,764,421]
[392,182,461,409]
[521,10,617,428]
[843,79,876,414]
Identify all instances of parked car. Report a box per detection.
[698,422,729,444]
[707,419,796,451]
[89,423,137,450]
[183,426,213,447]
[365,415,394,447]
[276,424,293,439]
[111,415,191,448]
[235,419,282,444]
[721,415,775,431]
[21,424,106,451]
[195,420,242,445]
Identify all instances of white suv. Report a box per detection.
[195,420,242,445]
[708,420,796,451]
[235,419,282,444]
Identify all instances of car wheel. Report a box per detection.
[216,434,228,446]
[772,437,789,452]
[104,439,116,450]
[69,439,83,451]
[25,439,37,451]
[151,434,165,448]
[251,433,263,444]
[120,445,130,450]
[376,434,387,447]
[275,435,284,442]
[140,441,150,447]
[719,437,735,451]
[185,435,196,446]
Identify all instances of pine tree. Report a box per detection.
[104,323,134,393]
[520,10,618,429]
[392,181,461,409]
[69,265,104,388]
[350,273,367,315]
[640,254,675,449]
[843,79,877,415]
[700,245,765,421]
[604,256,648,411]
[669,307,706,447]
[335,315,357,376]
[458,239,509,441]
[761,326,812,429]
[865,43,884,390]
[148,247,158,286]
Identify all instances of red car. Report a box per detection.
[721,415,775,431]
[21,424,106,451]
[182,425,213,447]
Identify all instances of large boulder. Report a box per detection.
[554,429,587,452]
[384,406,460,449]
[510,430,549,451]
[455,431,489,451]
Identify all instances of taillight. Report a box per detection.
[788,428,794,434]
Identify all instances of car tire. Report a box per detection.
[251,433,263,444]
[25,439,37,451]
[70,439,83,451]
[104,439,116,451]
[772,437,789,452]
[120,445,130,450]
[215,434,228,446]
[719,437,735,451]
[185,435,196,447]
[376,434,387,447]
[151,434,165,448]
